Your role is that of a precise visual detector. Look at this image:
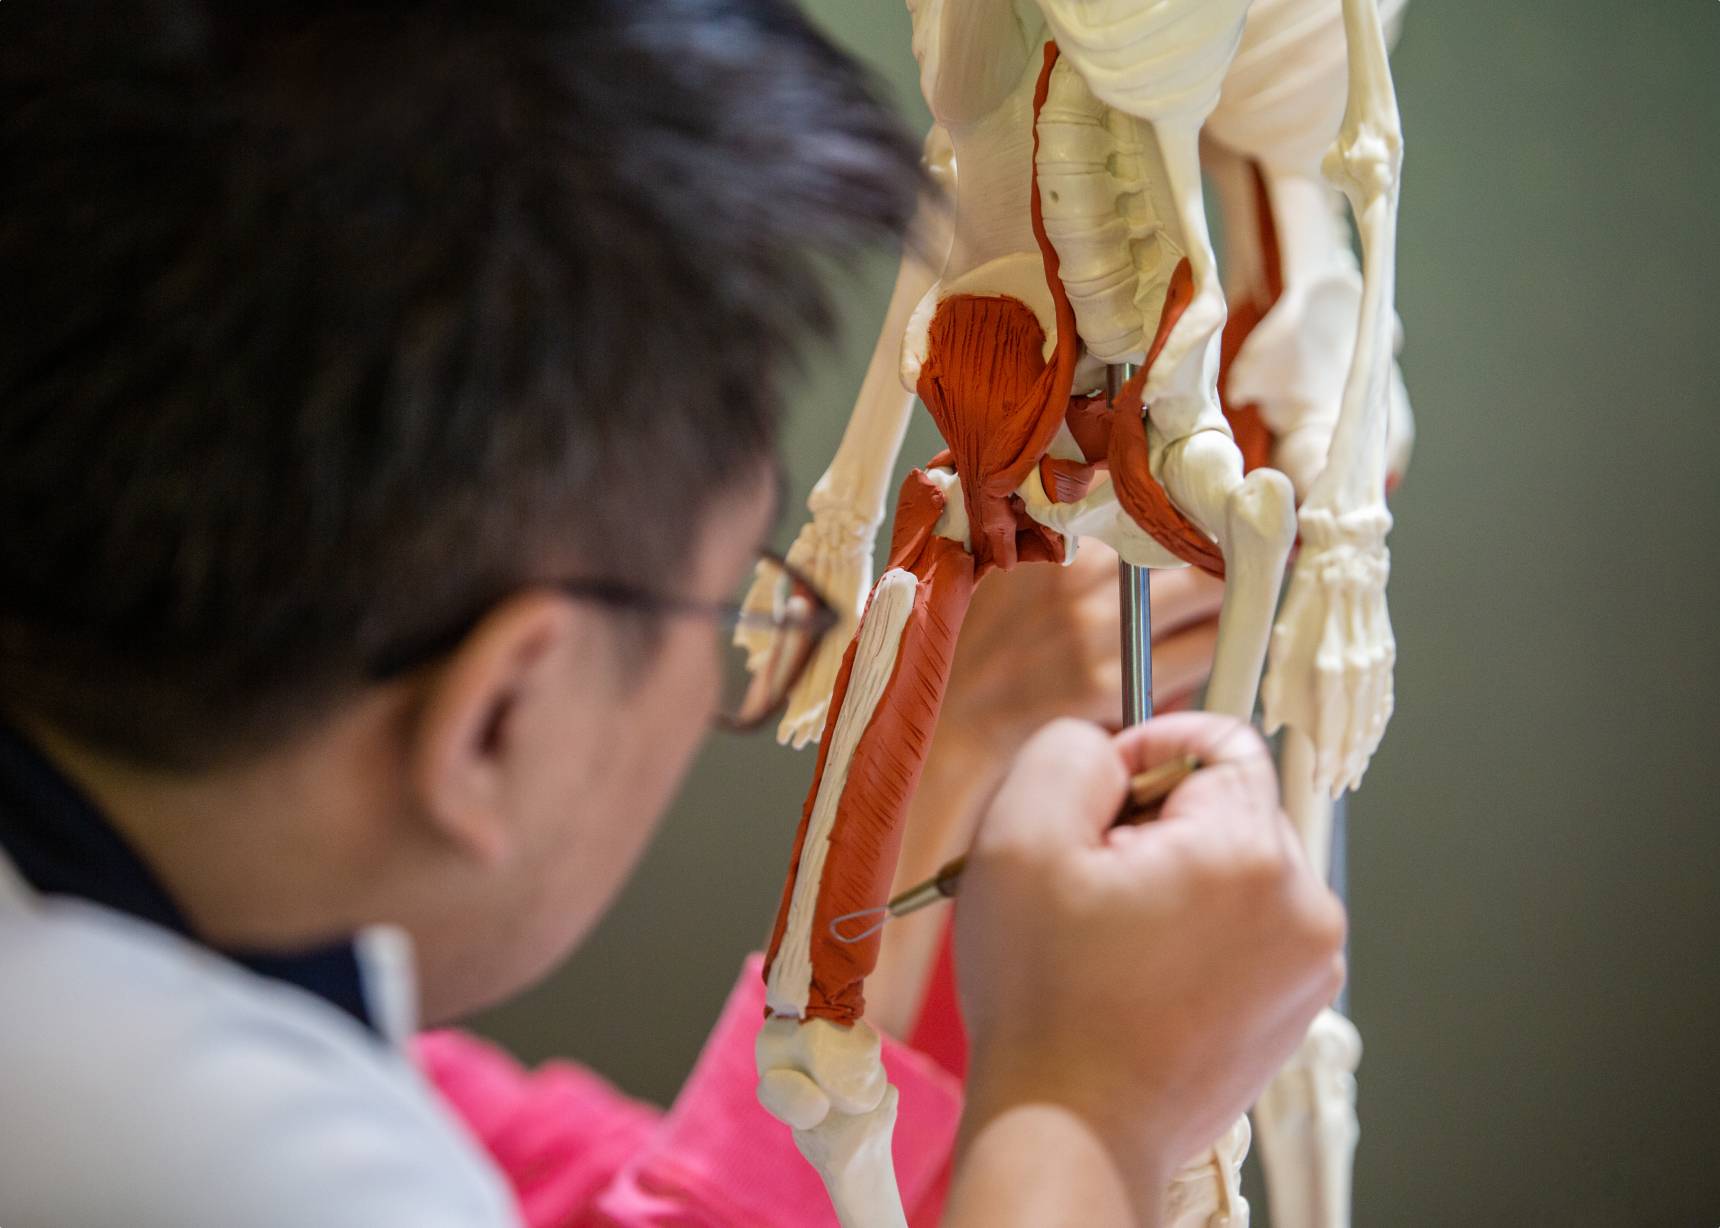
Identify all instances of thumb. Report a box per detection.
[972,718,1128,855]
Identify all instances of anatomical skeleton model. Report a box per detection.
[744,0,1413,1225]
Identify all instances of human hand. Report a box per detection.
[951,714,1346,1218]
[938,543,1224,759]
[865,549,1223,1039]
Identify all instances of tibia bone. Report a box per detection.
[1254,1007,1363,1228]
[795,1085,908,1228]
[756,1016,907,1228]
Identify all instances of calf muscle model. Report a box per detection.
[750,2,1415,1225]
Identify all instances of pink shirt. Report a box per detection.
[416,948,968,1228]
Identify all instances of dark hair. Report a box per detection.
[0,0,923,767]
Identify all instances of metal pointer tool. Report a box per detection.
[828,753,1200,943]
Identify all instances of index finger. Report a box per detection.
[1110,712,1280,817]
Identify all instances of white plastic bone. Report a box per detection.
[1261,0,1404,795]
[1207,141,1415,504]
[1254,1008,1363,1228]
[1221,168,1366,499]
[1163,1115,1252,1228]
[1210,0,1409,177]
[1031,9,1299,727]
[756,1016,907,1228]
[766,569,919,1018]
[1250,727,1362,1228]
[791,1085,906,1228]
[1034,55,1178,363]
[1017,465,1188,572]
[1036,0,1254,126]
[758,1016,890,1120]
[923,465,973,547]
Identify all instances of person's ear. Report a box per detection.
[407,591,580,867]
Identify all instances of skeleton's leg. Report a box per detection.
[1251,728,1362,1228]
[1261,0,1404,794]
[740,126,956,749]
[1281,727,1335,877]
[1144,120,1297,724]
[1113,114,1311,1228]
[758,470,978,1228]
[1256,1006,1363,1228]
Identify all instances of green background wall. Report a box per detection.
[475,4,1720,1223]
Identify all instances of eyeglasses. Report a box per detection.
[369,550,840,733]
[712,551,842,731]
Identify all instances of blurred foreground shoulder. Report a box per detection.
[0,898,518,1228]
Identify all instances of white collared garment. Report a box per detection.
[0,854,522,1228]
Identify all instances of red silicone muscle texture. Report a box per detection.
[1104,260,1229,579]
[916,295,1072,572]
[1217,160,1281,475]
[1038,454,1102,503]
[762,472,977,1025]
[760,40,1259,1026]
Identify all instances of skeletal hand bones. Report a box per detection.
[1262,505,1395,794]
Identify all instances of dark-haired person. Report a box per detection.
[0,4,1346,1227]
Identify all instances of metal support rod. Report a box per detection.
[1330,790,1350,1014]
[1108,362,1153,727]
[1121,559,1153,726]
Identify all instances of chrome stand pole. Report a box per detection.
[1331,790,1350,1013]
[1108,363,1153,727]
